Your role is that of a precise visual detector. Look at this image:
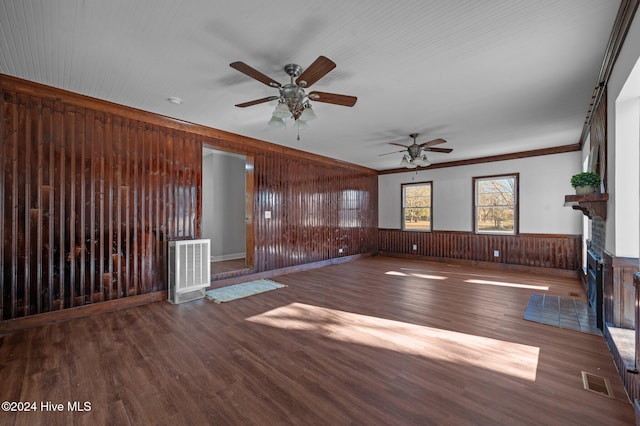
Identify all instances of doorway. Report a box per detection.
[202,147,254,278]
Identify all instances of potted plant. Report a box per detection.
[570,171,601,195]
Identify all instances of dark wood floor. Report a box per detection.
[0,256,634,425]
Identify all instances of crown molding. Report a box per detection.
[377,144,580,175]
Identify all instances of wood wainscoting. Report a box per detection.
[378,229,581,271]
[608,272,640,406]
[603,252,639,328]
[602,255,639,406]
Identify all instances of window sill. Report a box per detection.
[564,193,608,220]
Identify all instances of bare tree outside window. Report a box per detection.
[474,175,518,234]
[402,182,432,231]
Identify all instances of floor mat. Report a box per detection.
[205,279,285,303]
[523,293,602,336]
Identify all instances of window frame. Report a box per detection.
[401,181,433,232]
[472,173,519,235]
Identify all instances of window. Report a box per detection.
[402,182,432,231]
[473,174,518,234]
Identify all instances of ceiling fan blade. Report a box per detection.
[234,96,280,108]
[296,56,336,87]
[419,138,447,147]
[424,147,453,153]
[308,91,357,107]
[378,149,407,156]
[388,142,410,148]
[230,62,281,88]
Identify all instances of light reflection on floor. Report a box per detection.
[385,271,448,280]
[464,279,549,291]
[247,302,540,381]
[386,269,549,290]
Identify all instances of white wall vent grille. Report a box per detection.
[168,239,210,304]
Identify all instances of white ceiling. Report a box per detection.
[0,0,621,170]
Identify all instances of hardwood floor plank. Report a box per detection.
[0,256,634,425]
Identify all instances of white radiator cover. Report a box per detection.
[168,239,211,304]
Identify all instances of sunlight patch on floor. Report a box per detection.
[385,271,448,280]
[464,279,549,291]
[410,273,448,280]
[247,302,539,381]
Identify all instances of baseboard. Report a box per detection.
[211,252,245,262]
[0,291,168,336]
[378,252,581,278]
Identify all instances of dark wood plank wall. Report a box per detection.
[253,154,377,272]
[378,229,581,270]
[0,75,379,321]
[1,87,201,321]
[603,252,639,328]
[609,272,640,405]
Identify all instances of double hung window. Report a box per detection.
[401,182,432,231]
[473,174,518,234]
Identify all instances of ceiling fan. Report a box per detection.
[380,133,453,168]
[230,56,357,129]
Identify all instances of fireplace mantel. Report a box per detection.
[564,193,609,220]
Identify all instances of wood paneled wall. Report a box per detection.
[607,273,640,405]
[253,154,377,272]
[603,252,639,328]
[1,85,201,320]
[378,229,581,270]
[0,75,379,321]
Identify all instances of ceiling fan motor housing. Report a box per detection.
[281,84,305,100]
[408,144,422,159]
[280,83,307,118]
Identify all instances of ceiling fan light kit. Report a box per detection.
[230,56,357,136]
[299,105,316,121]
[273,101,293,118]
[267,116,285,128]
[400,154,428,168]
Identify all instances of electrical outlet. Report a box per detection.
[264,211,271,219]
[412,244,417,250]
[494,250,499,257]
[338,248,343,254]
